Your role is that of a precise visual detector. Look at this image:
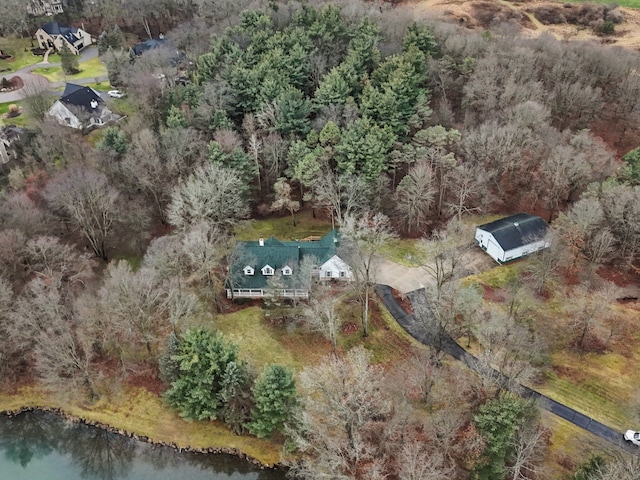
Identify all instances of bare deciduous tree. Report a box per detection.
[340,212,395,337]
[565,283,618,352]
[315,172,370,228]
[44,167,121,261]
[19,77,53,123]
[507,422,550,480]
[167,162,250,232]
[0,0,29,36]
[24,236,95,291]
[270,177,300,226]
[303,288,342,353]
[289,347,393,479]
[394,161,436,235]
[96,261,174,358]
[590,454,640,480]
[10,278,98,400]
[0,192,53,237]
[420,217,475,299]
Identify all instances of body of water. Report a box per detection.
[0,411,286,480]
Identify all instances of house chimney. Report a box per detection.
[259,238,264,246]
[90,99,98,109]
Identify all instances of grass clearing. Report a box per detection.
[111,253,143,271]
[234,209,333,241]
[214,306,332,372]
[337,295,419,365]
[563,0,640,8]
[31,57,107,82]
[0,100,34,127]
[82,81,112,91]
[463,260,524,289]
[108,97,136,117]
[378,238,426,266]
[539,350,637,431]
[0,38,43,73]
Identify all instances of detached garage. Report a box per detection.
[475,213,550,264]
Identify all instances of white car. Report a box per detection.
[624,430,640,446]
[107,90,125,98]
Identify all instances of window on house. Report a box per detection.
[325,271,332,278]
[262,265,274,276]
[243,266,254,276]
[282,266,292,276]
[339,271,346,277]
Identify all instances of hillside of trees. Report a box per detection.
[1,0,640,479]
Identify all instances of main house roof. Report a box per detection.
[60,83,103,110]
[41,22,82,44]
[477,213,548,251]
[231,230,340,290]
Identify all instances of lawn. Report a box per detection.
[538,349,639,432]
[0,37,44,74]
[234,209,333,241]
[214,306,331,371]
[563,0,640,8]
[378,238,427,267]
[0,100,29,127]
[31,57,107,82]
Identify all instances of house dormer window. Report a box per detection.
[243,266,254,276]
[282,266,292,276]
[262,265,274,276]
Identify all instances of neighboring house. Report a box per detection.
[129,37,168,57]
[48,83,119,130]
[475,213,550,264]
[0,126,23,164]
[129,36,186,71]
[35,22,92,55]
[226,230,352,299]
[28,0,64,16]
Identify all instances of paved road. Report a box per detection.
[375,284,638,454]
[0,46,106,103]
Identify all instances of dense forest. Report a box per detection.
[1,0,640,479]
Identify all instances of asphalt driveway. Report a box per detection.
[0,46,105,103]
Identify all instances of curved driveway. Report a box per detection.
[375,284,637,454]
[0,46,106,103]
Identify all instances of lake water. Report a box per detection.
[0,411,286,480]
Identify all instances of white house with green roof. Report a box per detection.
[226,230,352,299]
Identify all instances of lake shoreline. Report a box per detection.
[1,405,287,473]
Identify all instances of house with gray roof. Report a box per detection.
[35,21,92,55]
[475,213,550,264]
[0,126,23,165]
[130,37,168,57]
[48,83,119,130]
[226,230,352,299]
[28,0,64,17]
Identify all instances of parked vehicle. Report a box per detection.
[107,90,125,98]
[624,430,640,446]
